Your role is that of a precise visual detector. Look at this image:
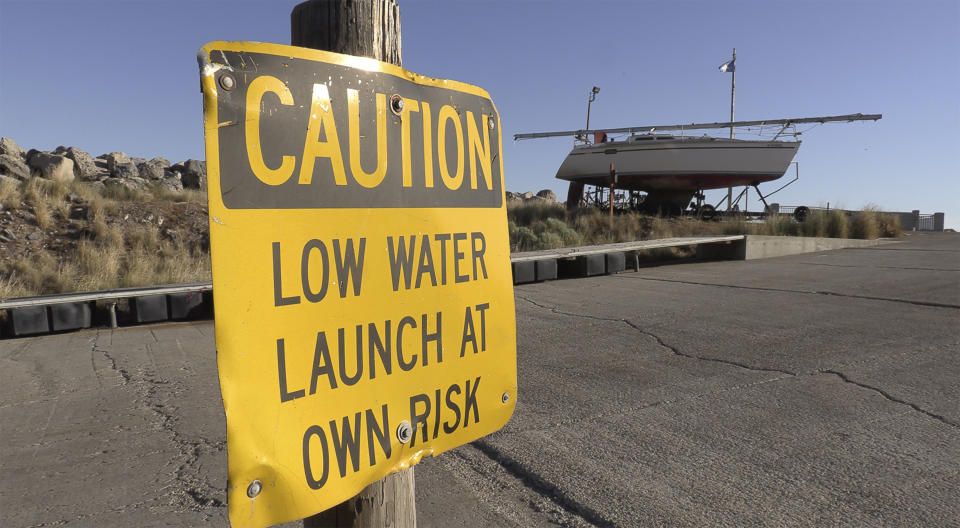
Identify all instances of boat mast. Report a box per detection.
[585,86,600,143]
[727,48,736,210]
[729,48,736,140]
[514,113,882,140]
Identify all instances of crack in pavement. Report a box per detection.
[616,275,960,310]
[518,295,797,377]
[471,438,615,528]
[99,331,227,512]
[518,296,957,431]
[859,247,960,253]
[799,262,960,272]
[503,294,959,524]
[137,372,227,511]
[93,329,130,385]
[820,369,959,430]
[621,318,798,376]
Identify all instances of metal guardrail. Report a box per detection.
[1,283,213,334]
[0,282,212,310]
[510,235,745,262]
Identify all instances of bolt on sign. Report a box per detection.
[198,41,517,527]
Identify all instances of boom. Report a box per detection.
[514,113,882,140]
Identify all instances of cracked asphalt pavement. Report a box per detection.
[2,232,958,527]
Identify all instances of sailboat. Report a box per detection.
[515,113,881,214]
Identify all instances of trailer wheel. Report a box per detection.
[794,206,810,223]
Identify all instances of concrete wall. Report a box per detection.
[896,211,919,231]
[741,235,884,259]
[696,235,887,261]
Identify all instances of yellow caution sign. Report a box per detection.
[199,41,516,527]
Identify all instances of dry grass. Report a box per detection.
[3,226,211,297]
[2,185,903,298]
[0,179,20,210]
[101,184,151,203]
[0,273,29,299]
[506,202,903,251]
[851,205,903,239]
[877,211,902,238]
[0,178,211,298]
[792,208,848,238]
[32,200,53,229]
[90,179,207,205]
[507,200,566,225]
[850,210,879,240]
[8,253,72,295]
[754,215,798,237]
[21,177,70,210]
[149,184,207,204]
[73,239,122,291]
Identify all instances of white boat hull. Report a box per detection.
[556,137,801,191]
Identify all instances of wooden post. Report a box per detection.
[609,163,615,229]
[303,471,416,527]
[292,0,402,66]
[291,1,416,527]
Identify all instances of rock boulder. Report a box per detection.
[137,157,169,180]
[112,160,139,180]
[0,154,31,181]
[0,137,25,159]
[179,159,206,189]
[536,189,557,202]
[0,174,21,189]
[65,147,103,181]
[104,152,130,173]
[158,168,184,192]
[103,176,148,193]
[28,152,75,182]
[87,180,107,196]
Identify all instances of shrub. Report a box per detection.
[537,231,564,249]
[507,200,565,226]
[721,215,750,235]
[504,200,913,251]
[649,215,673,239]
[545,217,581,246]
[798,210,827,238]
[877,212,902,238]
[824,208,849,239]
[512,225,537,251]
[850,210,880,240]
[757,215,798,236]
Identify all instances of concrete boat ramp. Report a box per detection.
[1,232,957,526]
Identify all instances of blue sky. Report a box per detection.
[2,0,957,228]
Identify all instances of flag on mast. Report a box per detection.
[719,58,735,73]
